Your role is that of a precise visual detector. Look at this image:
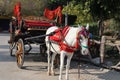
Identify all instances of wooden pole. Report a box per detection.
[100,36,106,64]
[65,1,68,26]
[116,45,120,54]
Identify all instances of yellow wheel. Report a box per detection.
[16,39,25,69]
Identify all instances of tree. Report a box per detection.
[0,0,9,15]
[62,0,93,24]
[0,0,48,16]
[89,0,120,36]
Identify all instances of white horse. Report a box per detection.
[45,24,90,80]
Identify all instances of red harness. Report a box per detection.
[49,26,79,53]
[60,36,79,53]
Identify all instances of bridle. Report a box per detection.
[78,28,90,49]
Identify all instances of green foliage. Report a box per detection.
[109,19,120,31]
[89,0,120,34]
[47,0,67,9]
[90,0,120,20]
[20,0,48,16]
[62,1,93,24]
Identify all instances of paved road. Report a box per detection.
[0,33,120,80]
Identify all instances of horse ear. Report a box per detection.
[86,23,89,30]
[78,24,81,28]
[78,24,82,31]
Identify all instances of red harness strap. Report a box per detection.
[60,31,79,53]
[62,26,70,37]
[60,42,75,53]
[49,26,69,42]
[49,28,63,42]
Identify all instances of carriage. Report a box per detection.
[8,2,62,69]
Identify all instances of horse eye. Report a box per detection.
[80,36,83,40]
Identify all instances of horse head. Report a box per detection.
[78,24,90,55]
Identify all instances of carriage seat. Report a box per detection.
[23,16,56,30]
[24,20,55,27]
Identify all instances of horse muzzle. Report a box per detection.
[81,49,89,55]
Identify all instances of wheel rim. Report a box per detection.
[16,39,24,68]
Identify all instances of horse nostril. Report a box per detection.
[83,50,85,54]
[83,49,89,55]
